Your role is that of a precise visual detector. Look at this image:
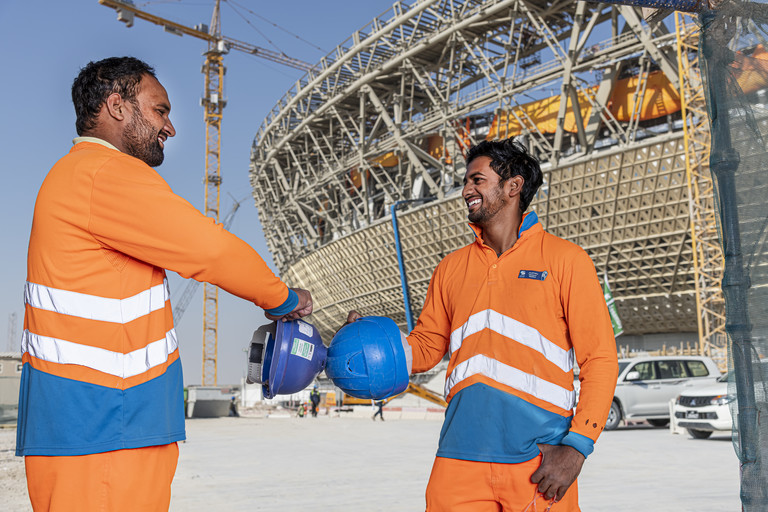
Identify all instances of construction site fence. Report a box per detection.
[617,342,722,363]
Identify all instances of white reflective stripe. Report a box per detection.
[22,328,178,379]
[25,280,169,324]
[445,354,575,411]
[449,309,573,373]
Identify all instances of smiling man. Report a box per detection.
[350,138,618,511]
[17,56,312,511]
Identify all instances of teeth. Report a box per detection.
[468,199,481,207]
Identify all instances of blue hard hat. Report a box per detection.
[325,316,410,400]
[246,319,327,399]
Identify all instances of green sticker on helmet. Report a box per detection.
[291,338,315,361]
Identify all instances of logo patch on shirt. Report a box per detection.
[518,270,548,281]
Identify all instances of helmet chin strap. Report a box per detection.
[246,323,276,385]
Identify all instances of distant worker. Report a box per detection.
[309,385,321,417]
[372,400,385,421]
[345,138,618,510]
[229,397,240,417]
[16,56,313,512]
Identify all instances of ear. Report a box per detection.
[507,175,525,199]
[104,92,127,121]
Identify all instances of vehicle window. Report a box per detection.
[618,362,631,375]
[656,360,686,379]
[631,362,656,380]
[684,360,710,377]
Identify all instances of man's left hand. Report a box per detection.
[530,444,585,502]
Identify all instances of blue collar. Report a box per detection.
[518,211,538,236]
[469,210,539,240]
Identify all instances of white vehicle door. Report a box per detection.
[652,360,691,416]
[618,361,670,417]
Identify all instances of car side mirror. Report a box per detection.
[625,371,641,381]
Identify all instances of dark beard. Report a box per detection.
[467,209,486,223]
[124,108,165,167]
[467,191,506,224]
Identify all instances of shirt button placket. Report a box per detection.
[488,260,498,284]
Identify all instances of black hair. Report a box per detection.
[465,138,543,212]
[71,57,156,136]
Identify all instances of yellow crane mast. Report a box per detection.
[99,0,312,385]
[674,12,726,370]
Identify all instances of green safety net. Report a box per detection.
[699,2,768,509]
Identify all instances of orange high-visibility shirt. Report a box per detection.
[17,141,293,456]
[407,212,618,462]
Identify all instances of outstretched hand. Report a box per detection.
[530,444,585,502]
[337,310,362,333]
[264,288,313,322]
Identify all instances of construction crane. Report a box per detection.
[99,0,312,385]
[674,12,727,370]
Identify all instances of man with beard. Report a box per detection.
[345,138,618,511]
[17,56,312,511]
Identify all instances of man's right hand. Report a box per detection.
[265,288,313,322]
[531,444,585,502]
[337,310,362,333]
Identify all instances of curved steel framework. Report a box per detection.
[249,0,723,346]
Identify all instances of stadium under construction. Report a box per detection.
[248,0,763,364]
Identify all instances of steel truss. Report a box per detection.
[675,12,726,368]
[249,0,714,342]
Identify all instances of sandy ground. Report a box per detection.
[1,412,740,511]
[0,425,26,511]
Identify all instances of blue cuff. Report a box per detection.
[560,431,594,458]
[265,289,298,316]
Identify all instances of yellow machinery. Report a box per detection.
[342,382,447,408]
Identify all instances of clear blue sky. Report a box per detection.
[0,0,395,385]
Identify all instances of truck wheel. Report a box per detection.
[647,419,670,428]
[688,428,713,439]
[605,401,621,430]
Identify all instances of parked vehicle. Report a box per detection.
[603,355,722,430]
[673,373,732,439]
[673,360,768,439]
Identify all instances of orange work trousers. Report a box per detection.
[25,443,179,512]
[425,455,580,512]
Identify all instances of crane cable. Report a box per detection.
[225,0,327,54]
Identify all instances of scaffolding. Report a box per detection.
[250,0,717,345]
